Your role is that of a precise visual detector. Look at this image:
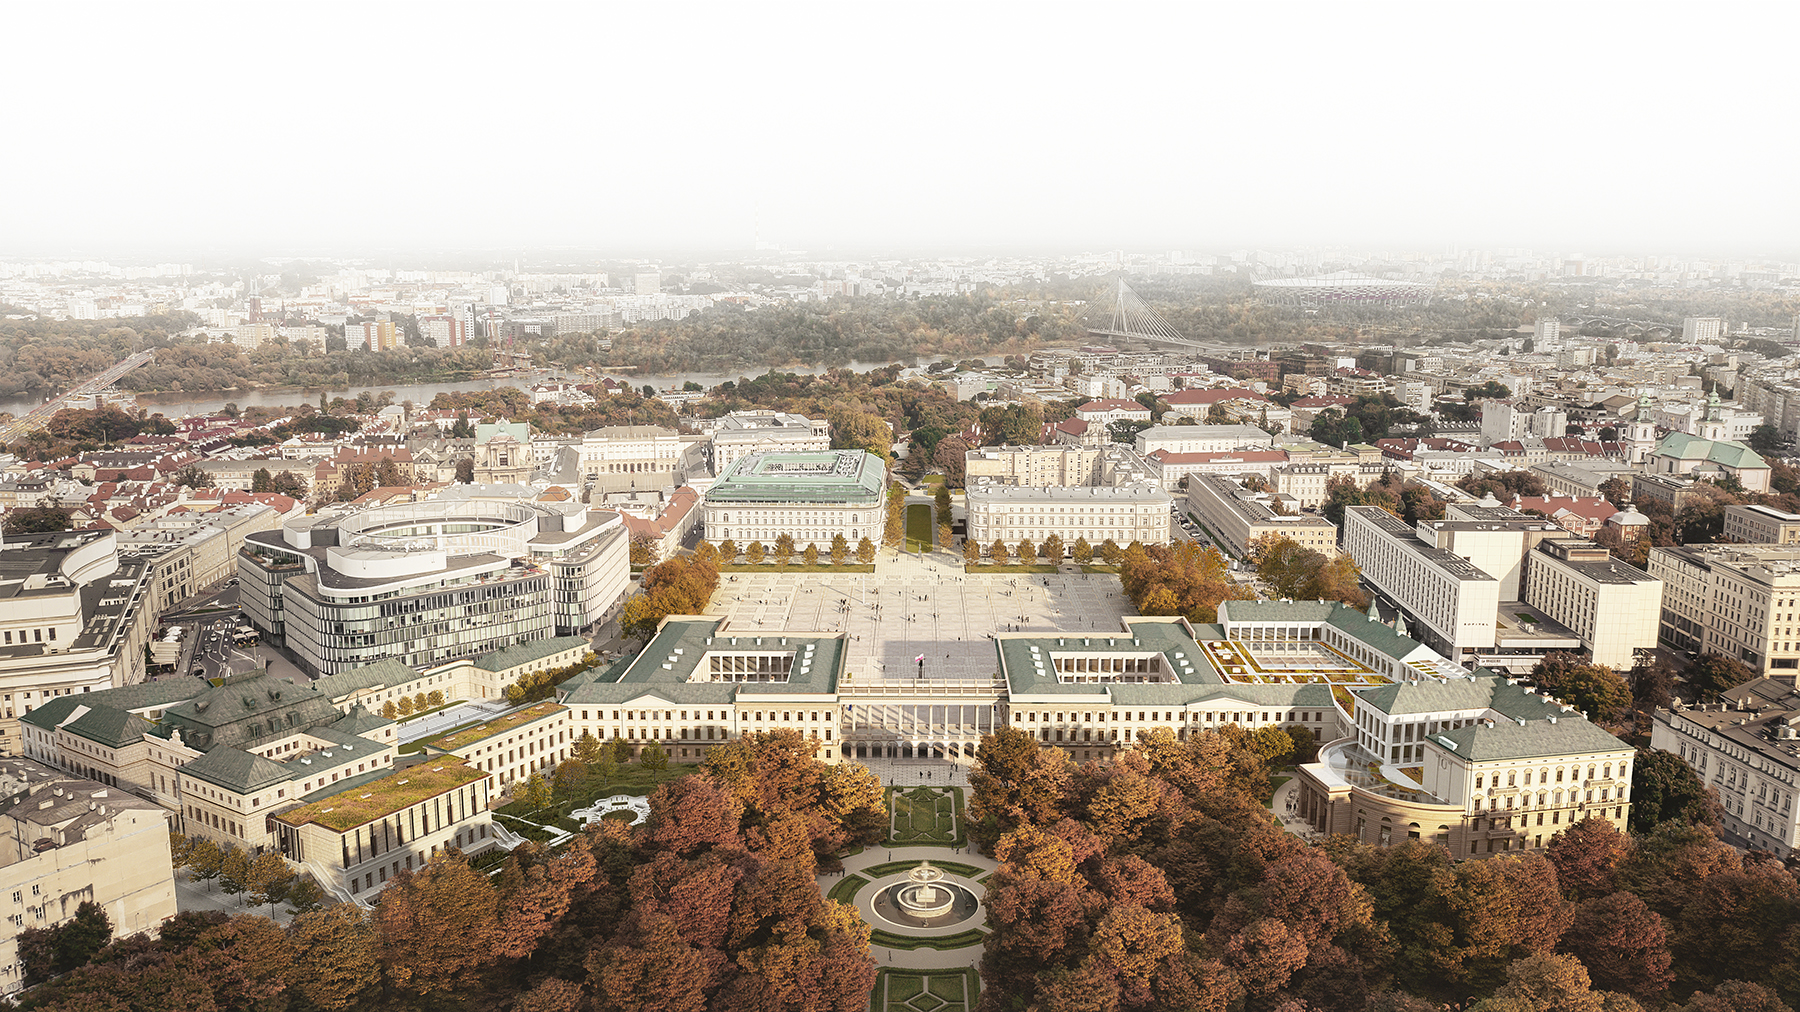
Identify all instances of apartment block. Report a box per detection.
[1185,474,1336,560]
[1651,678,1800,857]
[1647,544,1800,680]
[1723,504,1800,545]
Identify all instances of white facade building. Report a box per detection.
[966,484,1171,551]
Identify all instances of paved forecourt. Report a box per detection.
[709,549,1133,685]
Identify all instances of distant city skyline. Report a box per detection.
[3,4,1796,258]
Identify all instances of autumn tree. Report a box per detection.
[884,481,906,547]
[245,851,294,914]
[746,540,766,564]
[990,539,1010,565]
[1558,890,1674,999]
[1545,816,1629,902]
[1072,536,1093,564]
[829,533,849,566]
[855,536,876,565]
[718,538,739,563]
[964,538,981,565]
[773,533,796,564]
[1042,533,1066,566]
[218,845,252,902]
[373,856,503,997]
[969,726,1073,851]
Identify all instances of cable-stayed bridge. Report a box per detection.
[1084,278,1204,349]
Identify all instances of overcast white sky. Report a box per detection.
[3,2,1795,260]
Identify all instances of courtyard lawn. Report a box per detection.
[495,763,701,834]
[871,968,980,1012]
[887,786,962,845]
[905,503,934,553]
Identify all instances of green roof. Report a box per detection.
[1357,672,1580,722]
[705,451,885,504]
[1654,432,1769,470]
[1215,599,1434,663]
[431,702,565,752]
[472,636,591,672]
[564,618,844,706]
[1429,716,1629,762]
[275,760,488,833]
[998,618,1221,697]
[20,698,160,749]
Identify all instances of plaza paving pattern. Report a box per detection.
[708,549,1134,683]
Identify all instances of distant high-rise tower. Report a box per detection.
[634,271,661,297]
[1683,317,1725,343]
[1533,319,1560,345]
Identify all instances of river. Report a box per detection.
[0,355,999,420]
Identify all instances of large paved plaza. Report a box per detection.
[706,551,1134,684]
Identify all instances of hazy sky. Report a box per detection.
[4,2,1796,260]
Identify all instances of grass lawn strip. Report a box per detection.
[963,563,1059,573]
[827,874,869,905]
[929,975,968,1002]
[868,927,988,951]
[861,859,983,879]
[718,563,875,573]
[429,701,565,753]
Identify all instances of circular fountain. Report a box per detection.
[871,861,981,929]
[895,861,954,918]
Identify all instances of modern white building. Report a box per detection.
[1343,506,1500,658]
[701,450,885,548]
[965,484,1171,551]
[1522,539,1663,668]
[237,498,628,675]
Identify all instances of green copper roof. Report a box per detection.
[472,636,591,672]
[1654,432,1769,470]
[705,451,886,504]
[1429,715,1628,762]
[563,617,845,705]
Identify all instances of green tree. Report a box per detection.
[454,457,475,483]
[1529,652,1633,725]
[1686,652,1755,701]
[1749,423,1782,453]
[1,506,73,534]
[218,845,252,902]
[1099,538,1122,564]
[1630,749,1722,833]
[934,483,953,528]
[185,836,223,890]
[641,740,669,771]
[246,851,294,914]
[520,772,553,810]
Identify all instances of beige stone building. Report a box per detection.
[1648,544,1800,681]
[1723,504,1800,545]
[1185,474,1336,560]
[0,757,176,994]
[1522,539,1662,669]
